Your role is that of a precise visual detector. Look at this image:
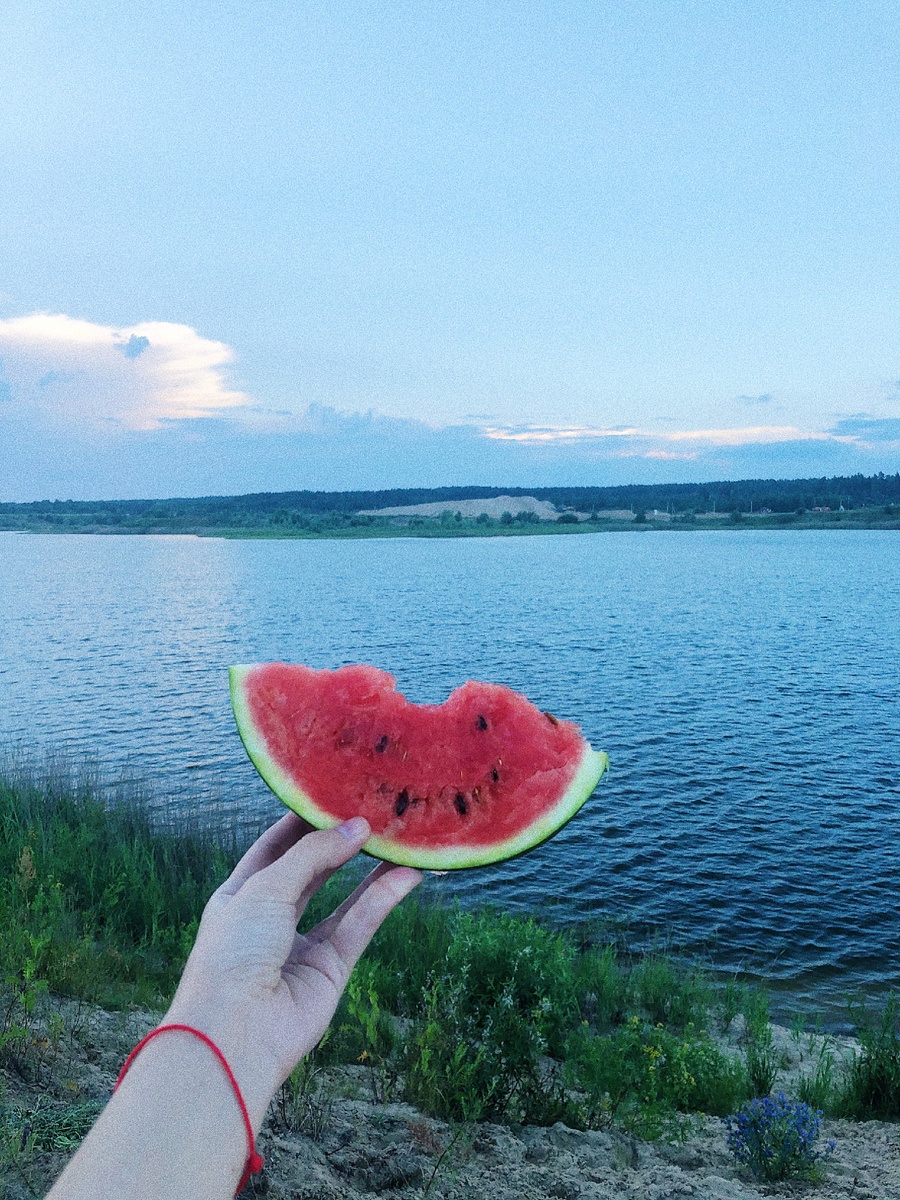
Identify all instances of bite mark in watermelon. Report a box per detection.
[230,663,608,870]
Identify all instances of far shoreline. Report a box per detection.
[2,511,899,539]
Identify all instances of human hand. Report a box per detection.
[163,812,421,1125]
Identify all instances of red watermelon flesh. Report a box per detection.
[230,662,608,870]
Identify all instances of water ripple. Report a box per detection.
[1,529,899,1025]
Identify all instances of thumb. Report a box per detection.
[242,818,371,907]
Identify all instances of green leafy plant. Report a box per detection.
[320,960,398,1103]
[403,976,489,1123]
[402,911,579,1123]
[565,1017,746,1136]
[574,943,626,1028]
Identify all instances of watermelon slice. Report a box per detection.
[230,663,608,870]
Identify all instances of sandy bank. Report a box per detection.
[4,1002,899,1200]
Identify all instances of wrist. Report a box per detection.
[90,1026,261,1200]
[158,1004,281,1130]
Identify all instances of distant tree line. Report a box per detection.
[1,471,899,529]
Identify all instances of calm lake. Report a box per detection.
[1,529,898,1024]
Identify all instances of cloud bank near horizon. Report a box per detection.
[2,313,899,501]
[6,401,899,502]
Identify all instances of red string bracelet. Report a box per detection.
[114,1023,264,1196]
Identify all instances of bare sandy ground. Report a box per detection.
[261,1101,900,1200]
[358,496,562,520]
[5,1004,900,1200]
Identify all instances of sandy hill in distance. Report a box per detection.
[360,496,658,521]
[359,495,562,520]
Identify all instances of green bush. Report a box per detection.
[402,975,492,1122]
[403,911,579,1123]
[566,1017,746,1136]
[445,911,579,1054]
[368,894,454,1014]
[565,1021,657,1132]
[317,960,400,1102]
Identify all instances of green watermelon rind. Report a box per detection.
[229,664,609,871]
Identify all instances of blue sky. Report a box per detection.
[2,0,899,499]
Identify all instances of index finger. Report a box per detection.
[241,818,371,908]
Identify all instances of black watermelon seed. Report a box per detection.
[491,768,500,783]
[454,792,468,816]
[395,789,409,817]
[375,735,389,753]
[543,711,560,726]
[476,714,488,731]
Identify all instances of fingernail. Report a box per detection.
[338,816,370,841]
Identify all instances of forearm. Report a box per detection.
[46,1027,277,1200]
[45,819,418,1200]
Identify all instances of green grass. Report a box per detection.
[1,758,891,1141]
[0,758,238,1008]
[836,995,900,1119]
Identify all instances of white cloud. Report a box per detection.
[0,313,250,429]
[481,422,862,453]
